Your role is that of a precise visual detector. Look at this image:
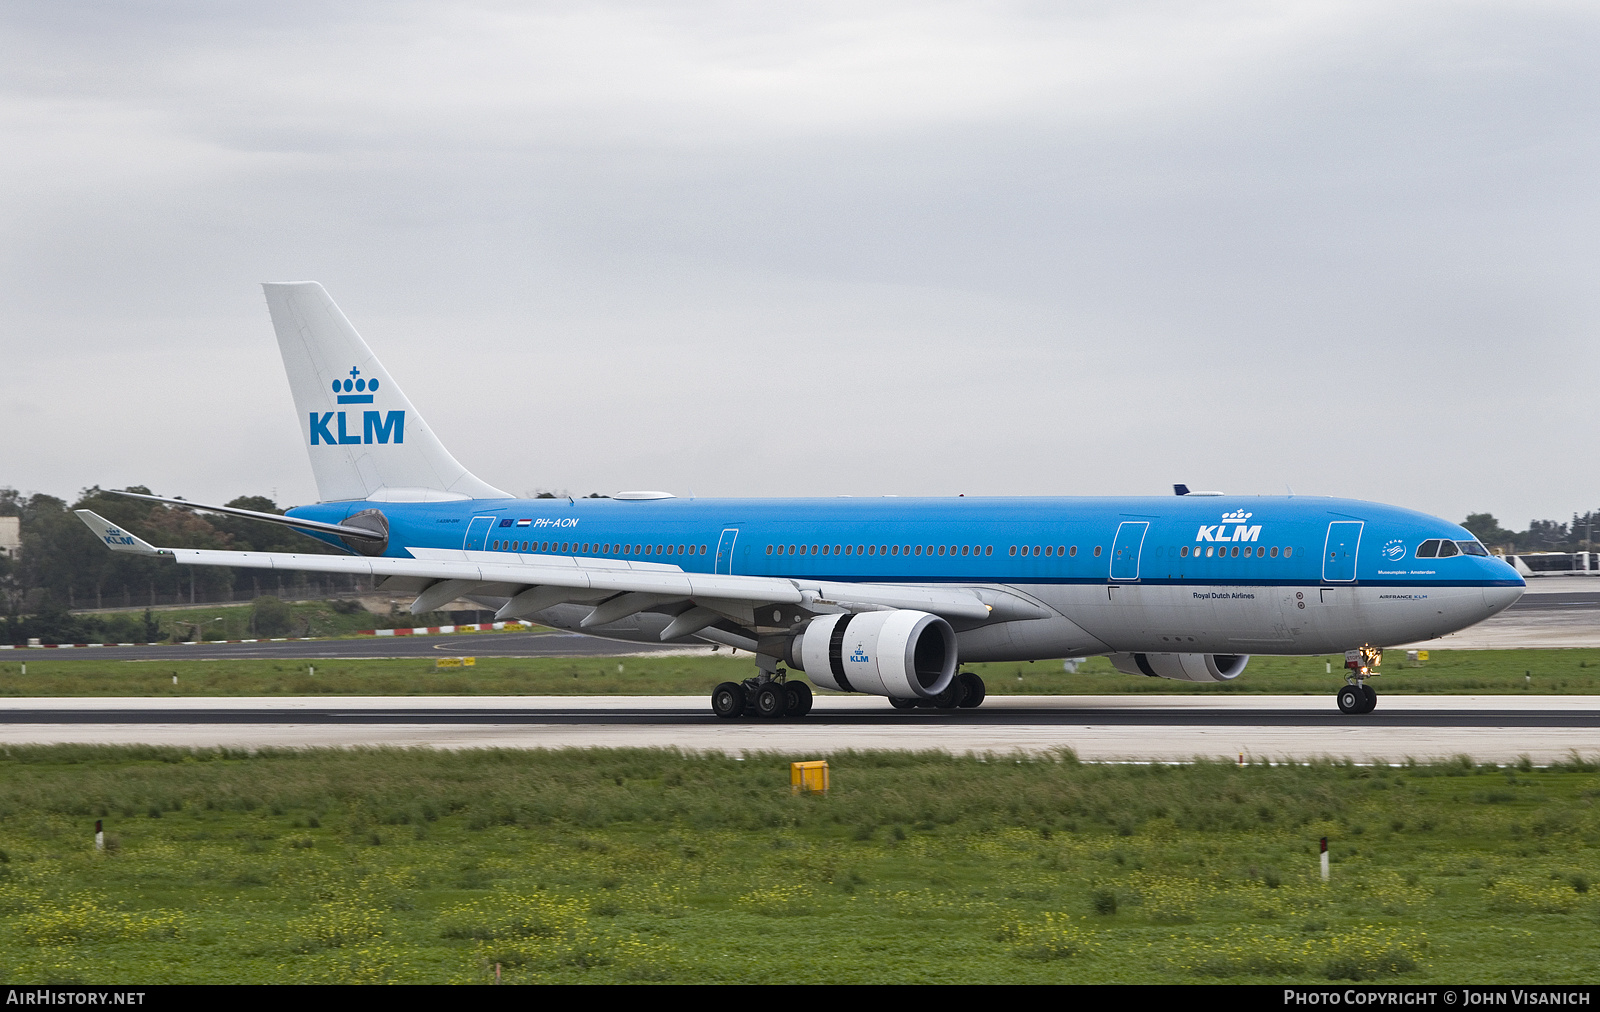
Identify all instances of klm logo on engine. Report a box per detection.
[850,646,869,664]
[1196,510,1261,543]
[310,366,405,445]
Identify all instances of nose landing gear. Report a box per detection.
[1336,646,1380,715]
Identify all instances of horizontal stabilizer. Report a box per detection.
[74,511,164,555]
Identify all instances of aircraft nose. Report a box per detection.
[1482,583,1524,616]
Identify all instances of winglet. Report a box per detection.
[74,511,166,555]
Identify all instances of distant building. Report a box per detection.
[0,516,18,559]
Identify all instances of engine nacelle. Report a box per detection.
[1108,652,1249,683]
[787,610,958,699]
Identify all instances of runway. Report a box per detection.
[3,695,1596,763]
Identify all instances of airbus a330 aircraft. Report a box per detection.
[77,283,1525,719]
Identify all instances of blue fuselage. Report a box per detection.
[289,494,1519,590]
[287,494,1523,660]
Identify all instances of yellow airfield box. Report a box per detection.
[435,657,476,669]
[790,761,830,795]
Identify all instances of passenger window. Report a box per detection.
[1284,547,1292,558]
[1093,546,1102,557]
[891,546,900,555]
[1180,546,1189,557]
[1436,541,1459,558]
[1069,546,1077,557]
[1045,546,1053,557]
[985,546,992,556]
[1205,547,1214,557]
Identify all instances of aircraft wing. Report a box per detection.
[73,510,1014,634]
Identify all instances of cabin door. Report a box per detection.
[464,516,495,551]
[1110,521,1150,581]
[1322,521,1363,582]
[715,528,740,575]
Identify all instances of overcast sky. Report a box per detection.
[3,2,1596,527]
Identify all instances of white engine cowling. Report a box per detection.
[1108,652,1249,683]
[788,610,958,699]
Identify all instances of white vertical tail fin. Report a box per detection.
[262,282,509,503]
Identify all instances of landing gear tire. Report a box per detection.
[956,671,986,709]
[712,682,746,719]
[784,681,814,717]
[754,682,788,719]
[932,681,965,709]
[1360,685,1377,714]
[1336,685,1364,715]
[888,697,918,710]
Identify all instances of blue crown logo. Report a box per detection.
[332,367,378,404]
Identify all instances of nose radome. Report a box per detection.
[1482,584,1524,615]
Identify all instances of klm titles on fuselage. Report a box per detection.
[1195,510,1261,543]
[310,367,405,446]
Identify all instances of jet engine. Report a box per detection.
[1108,652,1249,683]
[784,610,958,699]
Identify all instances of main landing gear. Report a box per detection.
[1336,646,1380,715]
[710,669,989,718]
[712,670,813,720]
[888,671,987,711]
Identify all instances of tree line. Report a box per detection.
[1462,512,1600,554]
[0,486,352,645]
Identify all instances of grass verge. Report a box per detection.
[3,649,1600,696]
[0,747,1595,983]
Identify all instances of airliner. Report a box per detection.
[76,283,1525,718]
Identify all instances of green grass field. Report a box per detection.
[2,649,1599,696]
[0,747,1595,984]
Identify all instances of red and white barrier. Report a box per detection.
[364,621,529,637]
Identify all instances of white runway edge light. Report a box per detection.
[789,610,958,699]
[1320,836,1330,882]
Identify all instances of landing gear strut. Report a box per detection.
[1336,646,1380,715]
[710,668,814,720]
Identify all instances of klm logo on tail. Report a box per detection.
[310,366,404,445]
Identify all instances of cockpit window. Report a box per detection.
[1436,540,1459,558]
[1457,540,1488,556]
[1416,539,1441,558]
